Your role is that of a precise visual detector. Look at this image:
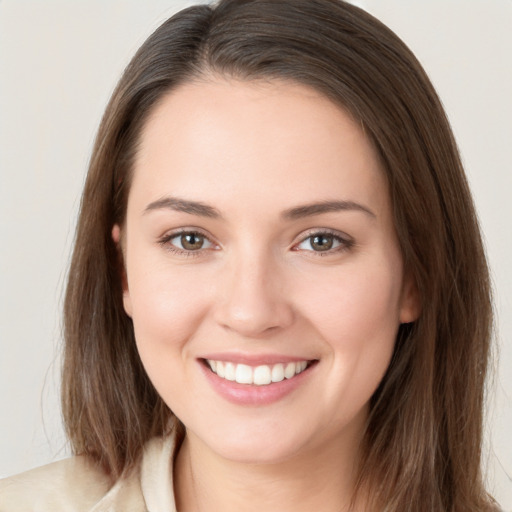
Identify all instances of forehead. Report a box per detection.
[131,79,388,216]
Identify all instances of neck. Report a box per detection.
[174,427,365,512]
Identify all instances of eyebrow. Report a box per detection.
[281,200,376,220]
[144,197,222,219]
[143,196,375,220]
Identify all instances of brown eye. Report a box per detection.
[310,234,334,251]
[161,230,215,254]
[295,231,352,254]
[180,232,205,250]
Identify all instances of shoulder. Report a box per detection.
[0,456,112,511]
[0,433,179,512]
[0,455,144,512]
[0,432,179,512]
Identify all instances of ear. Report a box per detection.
[399,272,421,324]
[112,224,133,318]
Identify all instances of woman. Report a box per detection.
[0,0,500,510]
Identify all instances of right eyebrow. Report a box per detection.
[281,200,376,220]
[143,196,222,219]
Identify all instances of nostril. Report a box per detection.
[214,293,295,337]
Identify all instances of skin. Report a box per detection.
[114,78,419,511]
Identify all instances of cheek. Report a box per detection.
[295,258,403,405]
[301,263,402,342]
[125,261,216,417]
[296,260,401,425]
[125,256,211,363]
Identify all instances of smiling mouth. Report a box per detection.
[203,359,316,386]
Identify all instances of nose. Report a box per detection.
[213,252,295,338]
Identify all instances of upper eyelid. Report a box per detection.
[291,229,354,254]
[158,229,218,258]
[294,228,352,243]
[160,227,214,241]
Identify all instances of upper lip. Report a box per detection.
[200,352,317,366]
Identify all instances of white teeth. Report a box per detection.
[235,364,252,384]
[224,362,236,381]
[271,363,285,383]
[206,359,310,386]
[253,365,272,386]
[284,362,296,379]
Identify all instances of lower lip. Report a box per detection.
[199,361,317,406]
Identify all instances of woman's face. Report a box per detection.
[117,79,418,464]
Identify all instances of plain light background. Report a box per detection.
[0,0,510,507]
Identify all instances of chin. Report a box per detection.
[215,439,305,465]
[193,419,319,465]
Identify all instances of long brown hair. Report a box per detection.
[62,1,497,509]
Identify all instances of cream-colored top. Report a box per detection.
[0,433,178,511]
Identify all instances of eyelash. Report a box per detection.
[293,229,354,256]
[158,229,216,258]
[157,228,354,258]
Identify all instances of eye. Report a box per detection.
[160,230,215,254]
[295,231,353,254]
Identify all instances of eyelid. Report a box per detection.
[157,227,219,256]
[292,228,354,254]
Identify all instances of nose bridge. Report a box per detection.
[214,244,293,336]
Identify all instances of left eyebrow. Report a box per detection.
[281,200,376,220]
[143,196,222,219]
